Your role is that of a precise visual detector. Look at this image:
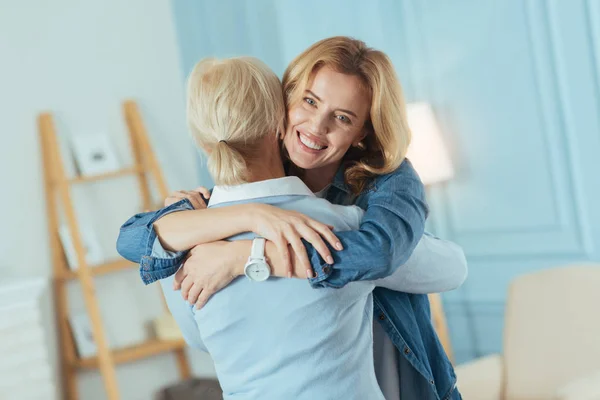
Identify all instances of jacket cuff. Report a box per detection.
[140,256,183,285]
[305,242,344,289]
[140,199,194,284]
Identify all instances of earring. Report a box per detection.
[355,141,366,150]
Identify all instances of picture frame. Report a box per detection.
[58,224,104,270]
[70,133,120,176]
[69,313,98,358]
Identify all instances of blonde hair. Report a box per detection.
[283,36,411,194]
[187,57,285,185]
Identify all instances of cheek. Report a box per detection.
[333,141,354,155]
[283,128,294,150]
[331,130,361,153]
[287,106,308,128]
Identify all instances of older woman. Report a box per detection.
[118,37,465,400]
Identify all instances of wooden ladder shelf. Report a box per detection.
[39,100,191,400]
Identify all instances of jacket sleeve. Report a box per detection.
[116,199,193,284]
[307,161,429,288]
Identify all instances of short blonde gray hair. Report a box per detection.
[187,57,285,185]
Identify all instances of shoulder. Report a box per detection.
[371,158,424,197]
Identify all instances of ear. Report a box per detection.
[353,130,368,147]
[278,120,287,140]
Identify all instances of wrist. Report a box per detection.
[235,204,254,232]
[230,240,252,276]
[241,203,267,233]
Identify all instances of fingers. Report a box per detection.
[173,266,186,290]
[194,186,211,200]
[195,289,213,310]
[178,190,206,210]
[309,220,342,251]
[164,195,180,207]
[273,236,292,278]
[295,225,333,265]
[180,275,194,301]
[186,283,203,305]
[285,227,313,278]
[164,189,208,209]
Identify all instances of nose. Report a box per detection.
[308,111,329,136]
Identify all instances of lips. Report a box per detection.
[296,130,327,152]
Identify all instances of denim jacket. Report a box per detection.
[117,159,460,400]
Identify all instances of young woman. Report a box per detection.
[118,37,465,399]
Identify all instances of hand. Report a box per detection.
[250,204,342,278]
[173,241,242,309]
[164,187,211,209]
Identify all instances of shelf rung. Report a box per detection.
[67,166,142,184]
[61,259,137,281]
[74,339,186,369]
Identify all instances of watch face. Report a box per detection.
[246,261,270,282]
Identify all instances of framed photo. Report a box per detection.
[70,133,120,176]
[59,224,104,270]
[69,313,98,358]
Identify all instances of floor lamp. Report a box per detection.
[406,102,456,362]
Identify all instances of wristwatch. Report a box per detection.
[243,237,271,282]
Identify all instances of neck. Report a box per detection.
[245,161,285,182]
[295,162,340,192]
[244,139,286,183]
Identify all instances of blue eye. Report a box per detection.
[304,97,316,106]
[337,115,351,124]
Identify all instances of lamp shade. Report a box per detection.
[405,102,454,185]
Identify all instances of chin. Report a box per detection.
[288,154,319,170]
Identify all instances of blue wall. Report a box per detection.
[171,0,600,363]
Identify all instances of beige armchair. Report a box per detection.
[456,265,600,400]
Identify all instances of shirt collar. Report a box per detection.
[208,176,314,207]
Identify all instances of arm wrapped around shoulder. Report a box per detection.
[309,161,428,288]
[116,199,195,263]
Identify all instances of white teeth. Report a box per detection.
[299,134,325,150]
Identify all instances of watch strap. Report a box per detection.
[250,237,266,259]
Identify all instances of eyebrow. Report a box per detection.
[306,90,358,118]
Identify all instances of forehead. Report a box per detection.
[307,66,370,114]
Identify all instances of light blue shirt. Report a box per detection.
[158,177,465,400]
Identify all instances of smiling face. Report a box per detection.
[283,66,371,187]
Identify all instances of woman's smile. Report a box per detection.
[296,129,328,152]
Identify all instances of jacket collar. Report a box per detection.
[331,163,351,194]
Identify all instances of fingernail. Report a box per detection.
[287,271,292,278]
[306,269,313,279]
[326,256,334,264]
[335,242,343,250]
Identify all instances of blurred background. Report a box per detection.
[2,0,600,399]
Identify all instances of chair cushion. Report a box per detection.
[553,369,600,400]
[504,265,600,399]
